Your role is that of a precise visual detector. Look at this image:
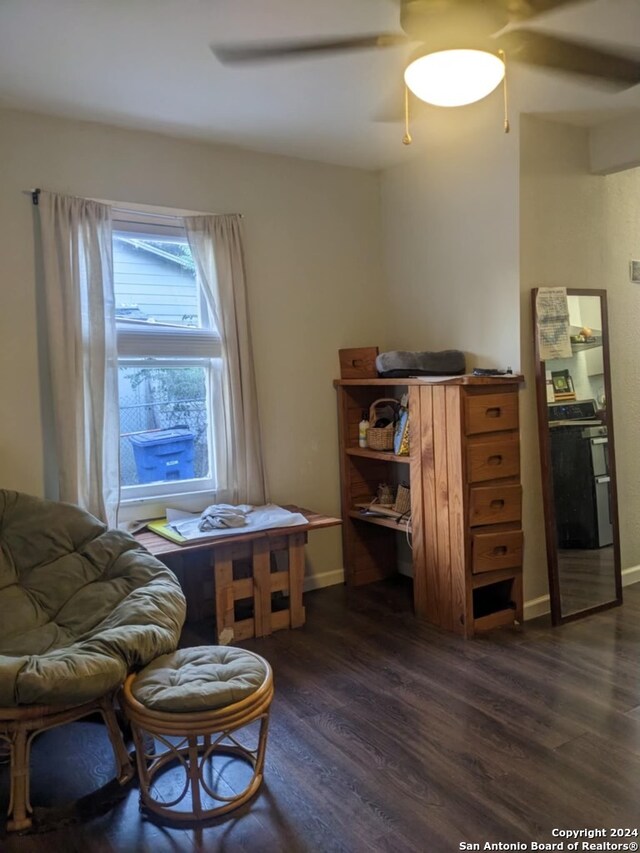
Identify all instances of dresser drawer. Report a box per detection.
[472,530,524,574]
[464,392,519,436]
[466,436,520,483]
[469,484,522,527]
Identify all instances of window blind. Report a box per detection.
[117,321,222,358]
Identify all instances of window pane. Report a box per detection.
[119,366,211,488]
[113,232,206,329]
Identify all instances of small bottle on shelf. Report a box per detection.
[358,411,370,448]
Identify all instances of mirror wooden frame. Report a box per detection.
[531,288,623,625]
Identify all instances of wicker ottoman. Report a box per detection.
[121,646,273,823]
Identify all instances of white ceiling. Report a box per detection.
[1,0,640,170]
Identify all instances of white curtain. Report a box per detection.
[184,214,267,505]
[38,191,120,525]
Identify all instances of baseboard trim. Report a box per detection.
[522,564,640,621]
[304,572,555,623]
[622,563,640,587]
[523,594,551,621]
[304,568,345,593]
[302,565,640,614]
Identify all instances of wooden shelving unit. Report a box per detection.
[348,511,410,532]
[335,374,524,637]
[345,447,410,465]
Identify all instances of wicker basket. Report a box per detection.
[366,398,398,451]
[377,483,394,506]
[393,483,411,515]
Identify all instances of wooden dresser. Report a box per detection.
[335,375,524,637]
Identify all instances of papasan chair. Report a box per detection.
[0,489,186,831]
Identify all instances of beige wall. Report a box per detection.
[601,165,640,568]
[379,109,521,370]
[520,116,607,601]
[381,113,640,607]
[520,115,640,598]
[4,106,637,603]
[590,113,640,176]
[378,109,538,597]
[0,108,389,585]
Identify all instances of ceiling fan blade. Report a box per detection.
[211,33,408,65]
[504,0,590,22]
[498,29,640,87]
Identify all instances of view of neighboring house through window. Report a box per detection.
[112,210,220,499]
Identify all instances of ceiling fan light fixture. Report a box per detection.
[404,49,505,107]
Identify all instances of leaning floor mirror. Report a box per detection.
[532,288,622,624]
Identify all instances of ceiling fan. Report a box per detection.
[210,0,640,99]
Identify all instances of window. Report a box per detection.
[113,210,220,502]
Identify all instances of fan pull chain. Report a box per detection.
[499,49,510,134]
[402,84,412,145]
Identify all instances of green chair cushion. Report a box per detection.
[0,490,186,707]
[131,646,268,713]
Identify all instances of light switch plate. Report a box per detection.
[630,260,640,283]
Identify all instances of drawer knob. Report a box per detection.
[486,406,502,418]
[490,499,505,509]
[488,454,503,466]
[493,545,508,556]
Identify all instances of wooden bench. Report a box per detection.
[135,507,341,644]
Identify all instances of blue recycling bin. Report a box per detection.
[129,426,195,484]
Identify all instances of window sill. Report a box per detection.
[118,488,216,524]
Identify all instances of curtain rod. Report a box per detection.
[111,206,242,220]
[26,189,242,218]
[112,206,186,221]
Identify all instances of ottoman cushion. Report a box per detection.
[131,645,268,712]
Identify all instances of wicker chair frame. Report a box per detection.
[0,691,134,831]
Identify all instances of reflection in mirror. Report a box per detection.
[532,288,622,624]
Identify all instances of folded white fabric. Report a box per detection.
[198,503,253,532]
[167,504,307,541]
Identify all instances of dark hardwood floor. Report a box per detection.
[2,578,640,852]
